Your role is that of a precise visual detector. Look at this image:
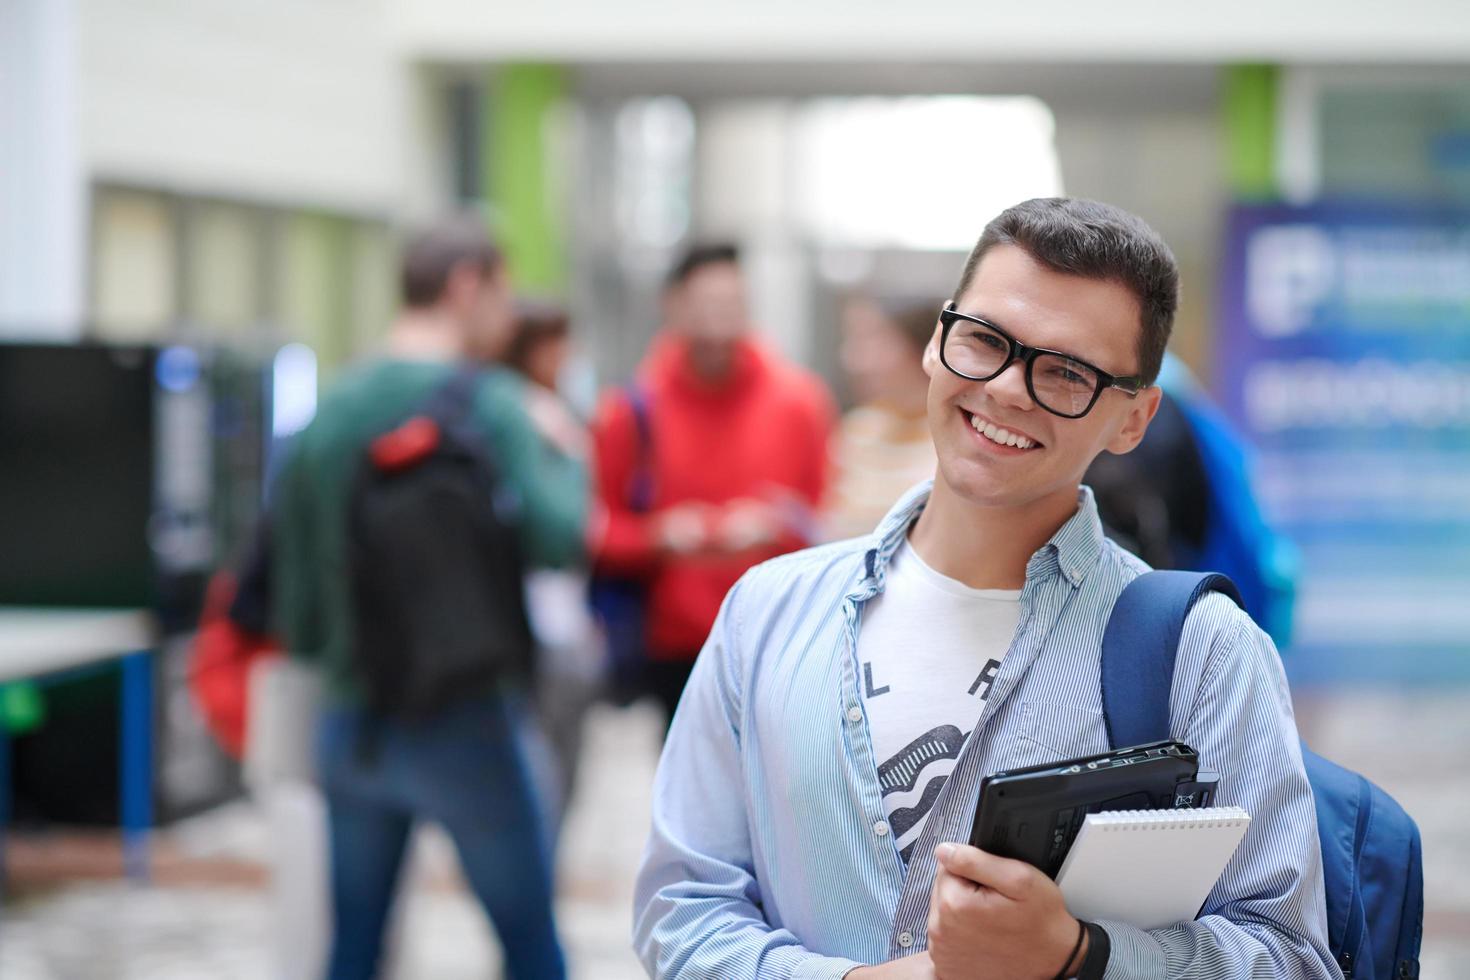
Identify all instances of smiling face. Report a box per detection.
[922,243,1162,517]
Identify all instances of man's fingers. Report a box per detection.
[934,842,1036,899]
[936,868,982,912]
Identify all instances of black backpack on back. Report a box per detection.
[347,367,533,721]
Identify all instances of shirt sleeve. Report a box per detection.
[477,375,588,569]
[1099,598,1342,980]
[632,576,864,980]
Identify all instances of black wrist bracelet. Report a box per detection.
[1077,921,1111,980]
[1052,919,1088,980]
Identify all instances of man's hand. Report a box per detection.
[653,504,712,555]
[844,951,935,979]
[653,498,785,559]
[926,842,1087,980]
[714,498,784,552]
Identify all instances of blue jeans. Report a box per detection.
[316,696,565,980]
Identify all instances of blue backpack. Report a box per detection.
[1101,571,1423,980]
[1159,355,1300,645]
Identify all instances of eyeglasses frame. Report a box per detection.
[936,302,1146,419]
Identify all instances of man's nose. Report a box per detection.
[984,360,1035,411]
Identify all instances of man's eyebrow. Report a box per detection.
[957,308,1104,368]
[964,308,1081,358]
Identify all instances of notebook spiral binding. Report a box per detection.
[1092,806,1249,831]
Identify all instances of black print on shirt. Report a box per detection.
[877,725,967,863]
[864,661,891,698]
[967,658,1002,700]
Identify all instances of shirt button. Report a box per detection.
[847,705,863,723]
[874,820,890,837]
[898,931,914,948]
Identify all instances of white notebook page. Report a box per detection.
[1055,807,1251,931]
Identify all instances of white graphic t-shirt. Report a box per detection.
[856,537,1022,862]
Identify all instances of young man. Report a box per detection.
[591,243,834,725]
[633,199,1338,980]
[272,218,584,980]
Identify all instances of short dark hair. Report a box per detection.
[665,242,740,291]
[400,216,502,308]
[954,198,1178,384]
[503,299,570,374]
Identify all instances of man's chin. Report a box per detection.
[936,450,1063,509]
[687,344,737,379]
[934,461,1014,509]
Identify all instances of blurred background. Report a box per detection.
[1,0,1468,977]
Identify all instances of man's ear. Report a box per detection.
[921,323,943,378]
[443,259,484,311]
[1105,385,1163,454]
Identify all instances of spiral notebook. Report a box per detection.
[1055,807,1251,931]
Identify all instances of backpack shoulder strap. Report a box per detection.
[624,384,655,512]
[1100,570,1244,750]
[414,364,511,474]
[420,364,484,428]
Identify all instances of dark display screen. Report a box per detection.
[0,343,156,607]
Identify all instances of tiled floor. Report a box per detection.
[0,703,661,980]
[1,693,1467,979]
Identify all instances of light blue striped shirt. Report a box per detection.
[634,482,1339,980]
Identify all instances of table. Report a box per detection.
[0,608,157,892]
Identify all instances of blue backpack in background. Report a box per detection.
[588,386,655,704]
[1158,355,1300,646]
[1101,571,1424,980]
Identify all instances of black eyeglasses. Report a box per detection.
[937,302,1145,419]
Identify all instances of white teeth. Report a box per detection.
[969,413,1034,449]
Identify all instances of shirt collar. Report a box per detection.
[853,482,1106,599]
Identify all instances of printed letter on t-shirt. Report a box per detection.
[967,658,1001,700]
[864,662,891,698]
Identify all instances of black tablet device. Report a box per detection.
[969,740,1218,878]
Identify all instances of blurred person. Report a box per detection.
[590,243,835,728]
[825,295,939,541]
[1082,376,1209,572]
[634,200,1337,979]
[271,217,582,980]
[1091,353,1298,643]
[500,299,603,836]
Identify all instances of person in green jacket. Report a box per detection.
[271,217,584,980]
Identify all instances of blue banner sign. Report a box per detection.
[1218,204,1470,684]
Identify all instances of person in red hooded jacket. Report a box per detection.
[591,243,835,727]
